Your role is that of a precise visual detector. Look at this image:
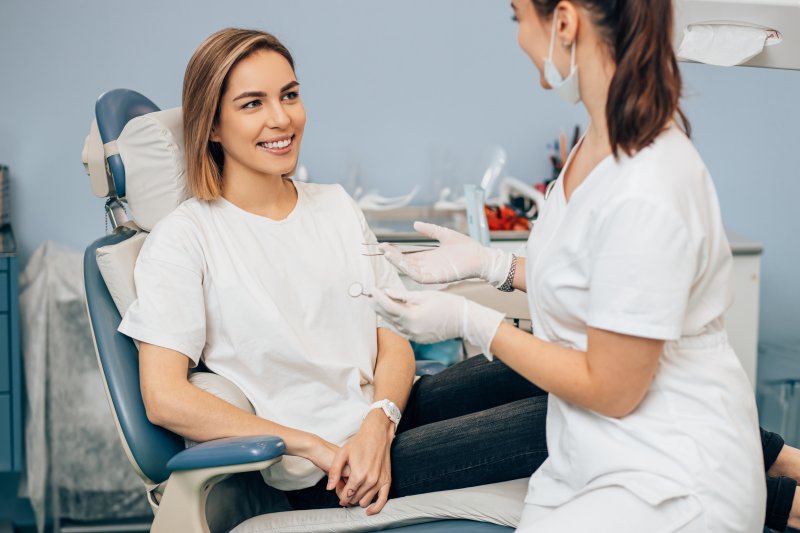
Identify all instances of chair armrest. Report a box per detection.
[166,435,285,472]
[154,437,285,533]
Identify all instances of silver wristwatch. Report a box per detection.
[364,399,401,430]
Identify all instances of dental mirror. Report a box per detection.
[348,282,407,303]
[348,282,370,298]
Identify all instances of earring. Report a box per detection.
[562,41,571,48]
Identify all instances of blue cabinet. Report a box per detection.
[0,227,22,473]
[0,313,8,392]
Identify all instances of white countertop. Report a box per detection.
[726,230,763,255]
[377,228,763,255]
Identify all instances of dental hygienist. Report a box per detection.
[372,0,765,531]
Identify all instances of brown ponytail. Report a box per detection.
[531,0,690,156]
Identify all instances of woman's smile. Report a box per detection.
[256,134,295,155]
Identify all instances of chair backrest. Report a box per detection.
[84,230,184,485]
[82,89,185,485]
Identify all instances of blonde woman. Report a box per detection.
[119,28,549,513]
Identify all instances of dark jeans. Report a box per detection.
[285,356,795,529]
[763,427,796,532]
[285,355,549,510]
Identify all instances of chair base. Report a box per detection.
[151,459,281,533]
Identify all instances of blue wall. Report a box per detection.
[679,63,800,349]
[0,1,798,349]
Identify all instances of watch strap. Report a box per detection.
[497,254,517,292]
[365,399,401,429]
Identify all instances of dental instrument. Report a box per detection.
[361,243,439,257]
[348,282,407,303]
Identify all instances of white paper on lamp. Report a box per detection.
[677,24,770,67]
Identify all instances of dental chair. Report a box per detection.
[81,89,526,533]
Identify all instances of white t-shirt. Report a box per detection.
[119,182,403,491]
[524,127,764,531]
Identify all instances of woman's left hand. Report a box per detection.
[371,287,506,357]
[327,411,394,514]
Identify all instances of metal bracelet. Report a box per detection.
[497,254,517,292]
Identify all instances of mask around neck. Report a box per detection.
[542,16,581,104]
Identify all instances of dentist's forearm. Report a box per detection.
[488,322,661,418]
[511,257,527,292]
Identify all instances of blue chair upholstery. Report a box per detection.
[167,435,285,471]
[94,89,159,198]
[82,88,514,533]
[390,522,511,532]
[84,228,183,484]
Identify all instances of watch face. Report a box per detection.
[384,400,401,423]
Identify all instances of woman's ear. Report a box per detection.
[209,124,221,143]
[555,2,580,46]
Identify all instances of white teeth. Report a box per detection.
[261,138,292,149]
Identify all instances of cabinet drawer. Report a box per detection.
[0,313,8,392]
[0,271,7,312]
[0,394,11,471]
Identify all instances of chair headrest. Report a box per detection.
[117,108,191,231]
[82,105,192,232]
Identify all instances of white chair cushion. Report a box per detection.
[96,231,147,318]
[116,107,191,231]
[188,372,255,414]
[231,478,526,533]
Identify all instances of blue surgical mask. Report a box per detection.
[543,16,581,104]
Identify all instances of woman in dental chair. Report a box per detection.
[117,28,548,514]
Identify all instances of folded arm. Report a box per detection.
[139,342,340,472]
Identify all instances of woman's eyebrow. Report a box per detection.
[233,90,266,101]
[232,81,300,101]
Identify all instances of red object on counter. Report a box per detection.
[485,205,530,231]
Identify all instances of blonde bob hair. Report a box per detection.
[183,28,295,200]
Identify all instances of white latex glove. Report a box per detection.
[371,287,505,360]
[380,221,513,287]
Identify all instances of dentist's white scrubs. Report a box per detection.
[516,126,765,532]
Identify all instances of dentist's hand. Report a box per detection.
[371,287,506,359]
[379,222,512,287]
